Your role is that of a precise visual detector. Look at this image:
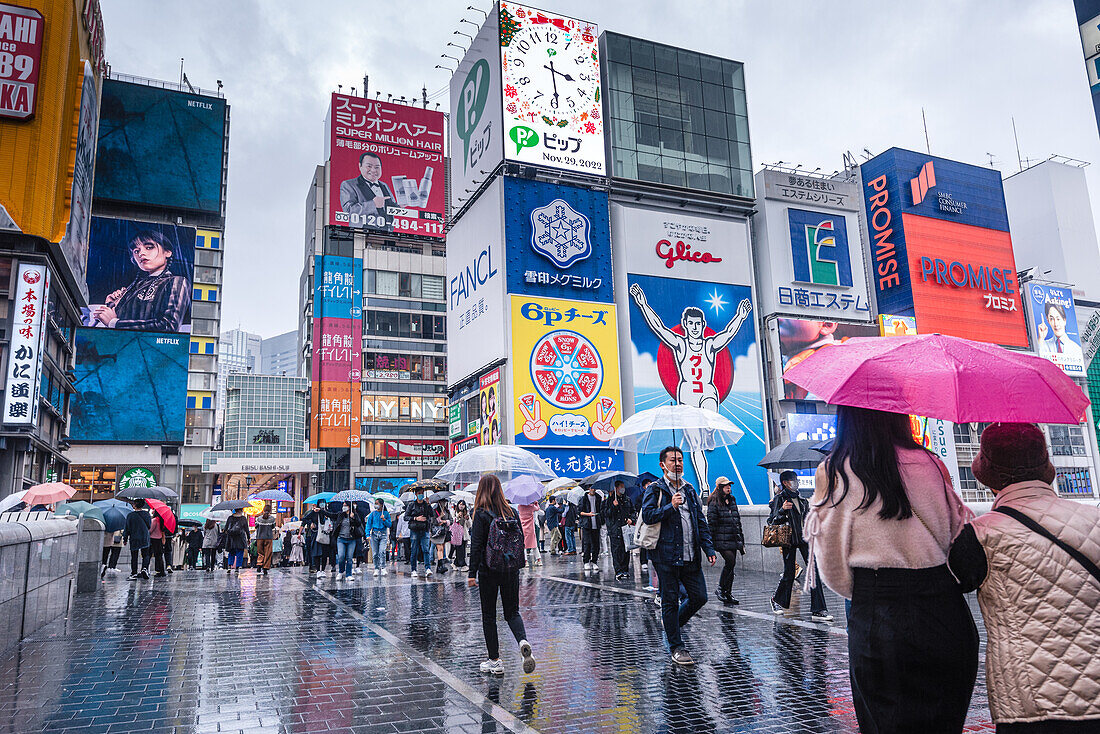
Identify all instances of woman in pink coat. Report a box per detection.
[517,502,542,567]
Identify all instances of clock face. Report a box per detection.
[499,1,605,174]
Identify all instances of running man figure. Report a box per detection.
[629,283,752,494]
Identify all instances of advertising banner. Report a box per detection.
[59,61,100,303]
[326,93,445,238]
[246,427,286,446]
[879,314,917,336]
[503,177,611,302]
[448,403,462,439]
[70,329,188,443]
[479,368,502,446]
[446,177,506,384]
[0,3,43,120]
[1027,283,1085,375]
[354,476,416,495]
[860,148,1027,347]
[117,467,156,491]
[310,255,362,448]
[3,263,48,426]
[627,274,766,503]
[95,80,227,214]
[777,318,880,400]
[449,4,504,214]
[786,413,835,490]
[311,381,361,449]
[510,296,621,466]
[82,217,195,333]
[499,1,605,176]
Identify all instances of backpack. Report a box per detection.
[485,512,526,572]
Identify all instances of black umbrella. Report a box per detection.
[408,478,448,492]
[210,499,253,512]
[428,490,453,505]
[582,471,638,493]
[177,519,203,528]
[812,438,834,454]
[757,439,827,470]
[117,486,173,501]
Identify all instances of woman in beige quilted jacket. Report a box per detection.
[948,422,1100,733]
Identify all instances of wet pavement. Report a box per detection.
[0,553,994,733]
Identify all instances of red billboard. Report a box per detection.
[0,3,43,120]
[904,213,1028,347]
[327,93,445,239]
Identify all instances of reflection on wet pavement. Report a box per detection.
[0,555,993,733]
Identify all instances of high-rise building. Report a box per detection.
[0,1,106,497]
[215,328,262,434]
[261,330,298,377]
[66,73,230,503]
[300,90,449,496]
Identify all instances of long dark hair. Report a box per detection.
[474,475,514,519]
[823,406,926,520]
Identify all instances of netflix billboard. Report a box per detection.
[326,93,445,239]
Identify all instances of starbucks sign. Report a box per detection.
[118,467,156,491]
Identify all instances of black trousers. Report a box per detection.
[451,542,467,568]
[653,557,707,651]
[477,570,527,660]
[717,549,738,593]
[101,546,121,569]
[581,527,600,563]
[202,548,216,570]
[149,538,166,575]
[773,541,827,613]
[608,525,629,574]
[129,546,151,574]
[849,566,978,734]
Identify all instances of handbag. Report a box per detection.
[316,518,333,545]
[634,487,668,550]
[761,523,792,548]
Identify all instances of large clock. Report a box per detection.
[499,1,605,174]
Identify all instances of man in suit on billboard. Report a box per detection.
[339,152,394,228]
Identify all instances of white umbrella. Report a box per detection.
[0,489,28,514]
[451,489,476,506]
[200,506,231,522]
[566,487,606,505]
[435,444,557,484]
[545,477,578,493]
[609,404,745,454]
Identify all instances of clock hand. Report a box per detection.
[544,60,560,100]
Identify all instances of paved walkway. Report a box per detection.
[0,554,994,733]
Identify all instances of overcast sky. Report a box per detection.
[100,0,1100,338]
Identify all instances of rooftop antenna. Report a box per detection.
[179,58,184,86]
[363,74,369,98]
[338,84,343,94]
[350,87,356,96]
[1012,117,1023,172]
[467,5,488,18]
[922,107,931,154]
[422,85,428,108]
[986,152,998,168]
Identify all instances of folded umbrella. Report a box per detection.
[302,492,336,505]
[503,476,544,506]
[435,444,556,483]
[782,333,1090,424]
[250,489,293,502]
[24,482,75,506]
[54,501,105,525]
[757,439,827,470]
[145,499,177,534]
[609,404,745,454]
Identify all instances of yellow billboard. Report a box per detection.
[510,295,622,453]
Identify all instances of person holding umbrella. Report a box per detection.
[255,504,277,575]
[544,497,562,556]
[577,484,604,572]
[365,497,391,576]
[768,471,830,620]
[404,487,435,578]
[224,506,251,574]
[123,500,152,579]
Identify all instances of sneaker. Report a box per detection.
[479,659,505,675]
[128,573,139,580]
[381,569,388,576]
[373,569,380,577]
[165,566,173,574]
[771,600,786,615]
[727,596,740,605]
[519,640,536,674]
[140,569,150,579]
[616,573,628,580]
[641,563,648,571]
[535,558,543,567]
[670,648,694,666]
[227,569,232,575]
[643,585,657,592]
[811,612,834,623]
[425,568,433,577]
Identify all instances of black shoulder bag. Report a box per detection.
[992,506,1100,586]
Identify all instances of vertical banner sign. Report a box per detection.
[499,1,605,175]
[59,61,100,302]
[311,255,363,448]
[1027,283,1085,375]
[327,94,446,238]
[479,368,502,446]
[4,263,49,425]
[0,3,43,120]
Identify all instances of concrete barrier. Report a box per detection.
[0,518,77,650]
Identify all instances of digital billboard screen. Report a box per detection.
[327,93,445,238]
[777,318,880,400]
[82,217,194,333]
[70,329,189,443]
[94,79,227,214]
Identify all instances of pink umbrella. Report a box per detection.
[783,333,1089,424]
[23,482,75,506]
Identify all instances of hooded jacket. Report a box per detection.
[706,493,745,552]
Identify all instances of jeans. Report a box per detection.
[653,558,708,651]
[335,537,356,577]
[369,531,387,569]
[608,525,629,574]
[477,569,527,660]
[129,546,151,575]
[409,531,431,571]
[581,527,600,564]
[563,526,576,553]
[717,549,738,594]
[227,550,244,569]
[773,541,827,613]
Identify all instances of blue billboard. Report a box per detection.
[503,177,612,303]
[94,79,227,214]
[70,329,189,443]
[313,256,363,320]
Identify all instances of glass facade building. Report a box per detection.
[601,32,753,197]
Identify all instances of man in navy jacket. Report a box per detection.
[641,446,716,666]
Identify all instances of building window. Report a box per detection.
[958,466,994,504]
[1049,425,1087,457]
[953,423,973,445]
[1055,468,1094,497]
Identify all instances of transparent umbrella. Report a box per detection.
[435,444,556,484]
[609,404,744,454]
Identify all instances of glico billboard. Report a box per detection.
[860,148,1028,347]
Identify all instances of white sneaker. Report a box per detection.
[811,612,834,623]
[641,563,648,571]
[584,562,592,571]
[643,585,657,592]
[381,569,388,576]
[425,568,433,577]
[479,659,504,675]
[373,569,380,577]
[519,640,536,674]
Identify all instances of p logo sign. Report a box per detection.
[509,125,539,155]
[788,208,853,287]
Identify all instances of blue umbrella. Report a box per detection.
[331,489,375,503]
[101,507,128,532]
[302,492,336,504]
[250,489,294,502]
[94,498,134,512]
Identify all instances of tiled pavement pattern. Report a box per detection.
[0,554,995,733]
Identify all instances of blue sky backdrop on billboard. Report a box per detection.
[626,273,767,504]
[94,79,227,214]
[504,177,612,303]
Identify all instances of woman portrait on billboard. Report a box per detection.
[90,229,192,333]
[1037,301,1084,363]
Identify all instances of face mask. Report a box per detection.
[416,494,424,501]
[666,470,683,482]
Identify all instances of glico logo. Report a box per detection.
[788,208,852,287]
[910,161,936,205]
[655,239,723,269]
